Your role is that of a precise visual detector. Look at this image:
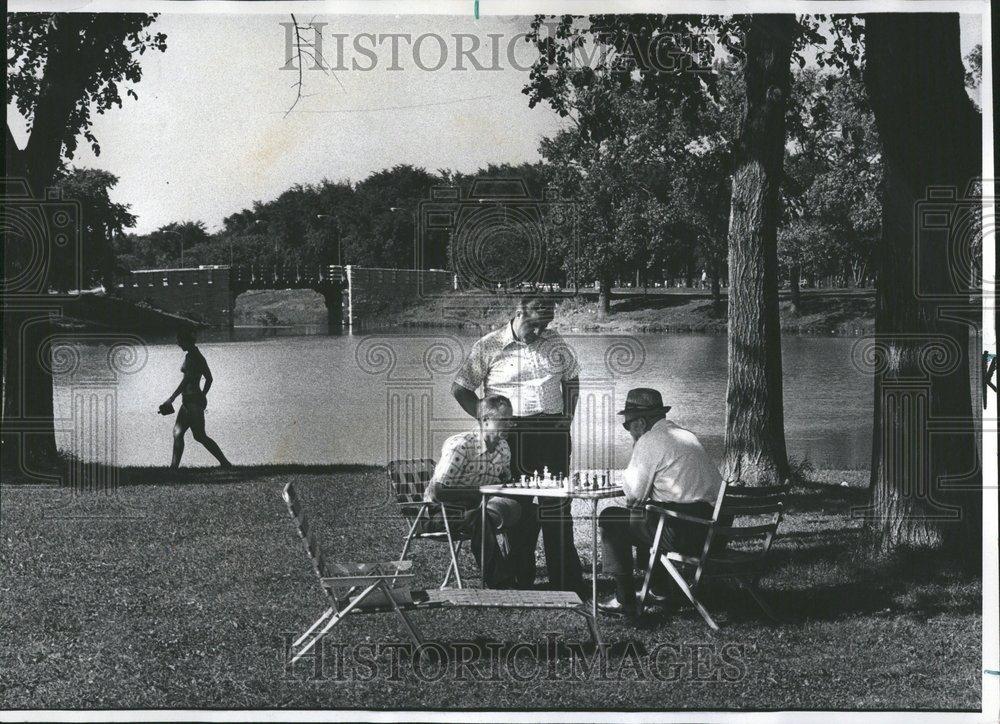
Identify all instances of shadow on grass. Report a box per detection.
[696,545,982,628]
[1,462,381,488]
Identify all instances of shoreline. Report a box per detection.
[386,317,872,336]
[235,287,875,338]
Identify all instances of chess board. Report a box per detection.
[480,468,624,497]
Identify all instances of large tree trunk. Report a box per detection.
[863,13,982,558]
[2,16,93,477]
[2,139,61,475]
[722,15,795,485]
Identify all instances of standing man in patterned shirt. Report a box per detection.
[452,294,585,595]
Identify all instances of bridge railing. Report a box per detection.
[229,264,346,288]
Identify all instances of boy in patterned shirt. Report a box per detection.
[425,394,536,588]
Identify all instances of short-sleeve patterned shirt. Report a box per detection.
[454,320,580,417]
[425,431,511,501]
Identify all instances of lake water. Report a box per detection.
[52,327,873,470]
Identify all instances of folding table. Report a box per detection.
[479,475,624,620]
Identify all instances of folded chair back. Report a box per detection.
[696,480,787,584]
[283,482,327,581]
[387,458,436,527]
[283,482,417,610]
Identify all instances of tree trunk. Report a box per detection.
[2,16,94,477]
[597,272,612,320]
[2,145,60,475]
[789,263,801,310]
[863,13,982,558]
[710,271,722,305]
[722,15,795,485]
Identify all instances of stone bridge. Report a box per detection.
[116,265,455,328]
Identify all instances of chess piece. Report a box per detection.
[532,470,539,488]
[543,466,551,483]
[519,474,527,488]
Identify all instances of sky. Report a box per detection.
[6,12,984,234]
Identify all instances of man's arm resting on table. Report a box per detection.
[451,383,480,419]
[425,480,482,506]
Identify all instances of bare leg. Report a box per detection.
[171,418,189,469]
[190,412,231,467]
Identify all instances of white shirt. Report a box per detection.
[454,320,580,417]
[621,418,723,506]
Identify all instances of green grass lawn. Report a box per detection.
[0,466,981,711]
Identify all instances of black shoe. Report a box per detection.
[597,595,638,620]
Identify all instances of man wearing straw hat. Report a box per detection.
[597,388,724,619]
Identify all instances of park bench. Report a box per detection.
[387,458,468,589]
[281,482,601,664]
[639,480,787,630]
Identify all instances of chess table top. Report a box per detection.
[479,469,625,500]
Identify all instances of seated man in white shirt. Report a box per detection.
[597,388,724,619]
[424,394,536,588]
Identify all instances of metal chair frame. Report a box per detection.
[388,458,469,589]
[638,480,787,630]
[281,482,602,665]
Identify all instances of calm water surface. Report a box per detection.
[52,327,872,470]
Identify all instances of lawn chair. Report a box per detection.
[282,482,601,664]
[638,480,787,630]
[388,458,469,589]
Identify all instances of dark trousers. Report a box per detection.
[425,504,503,585]
[426,499,536,588]
[506,414,584,591]
[599,502,714,587]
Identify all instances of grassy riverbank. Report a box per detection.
[236,288,874,335]
[1,465,980,710]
